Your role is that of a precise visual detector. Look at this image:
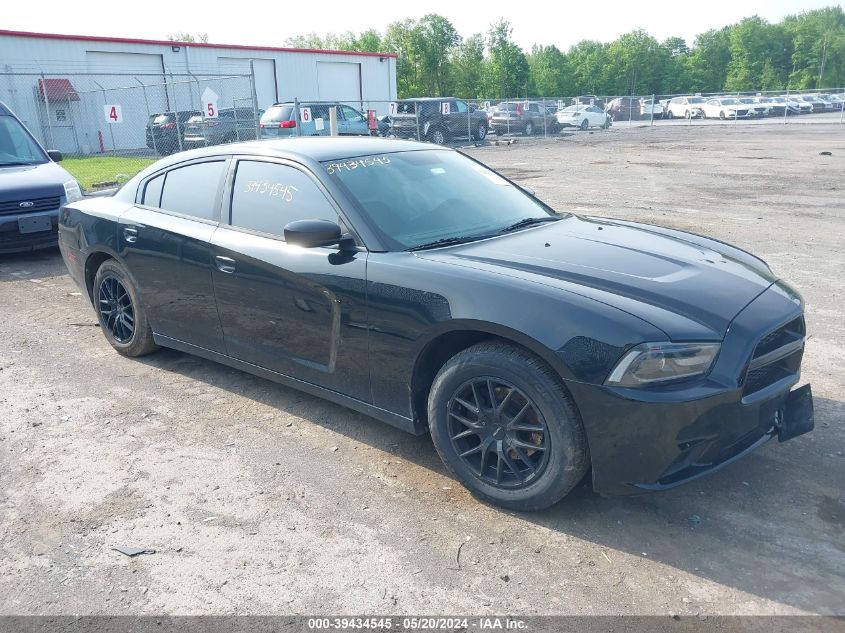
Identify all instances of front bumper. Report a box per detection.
[570,282,813,496]
[0,209,60,253]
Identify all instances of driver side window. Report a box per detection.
[455,100,468,113]
[229,161,337,239]
[340,106,364,122]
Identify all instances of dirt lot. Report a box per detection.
[1,125,843,617]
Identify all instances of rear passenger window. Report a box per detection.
[158,161,225,221]
[142,173,164,207]
[230,161,337,238]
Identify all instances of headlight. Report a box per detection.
[605,342,720,387]
[63,179,83,203]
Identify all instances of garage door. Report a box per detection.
[316,62,361,103]
[218,57,277,112]
[85,51,167,152]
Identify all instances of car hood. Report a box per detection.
[417,215,777,339]
[0,161,70,203]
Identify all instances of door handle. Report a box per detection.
[123,227,139,243]
[215,256,236,274]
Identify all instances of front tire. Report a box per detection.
[579,119,589,131]
[93,259,158,357]
[428,342,589,511]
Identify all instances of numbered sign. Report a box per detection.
[440,102,451,115]
[300,107,312,123]
[201,88,219,119]
[314,117,325,131]
[104,104,123,123]
[367,109,377,131]
[557,100,565,111]
[388,102,397,116]
[483,101,491,110]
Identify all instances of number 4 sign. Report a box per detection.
[300,107,312,123]
[104,105,123,123]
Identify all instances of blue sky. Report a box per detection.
[7,0,841,51]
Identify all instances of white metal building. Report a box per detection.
[0,29,397,154]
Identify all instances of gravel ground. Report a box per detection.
[1,125,843,617]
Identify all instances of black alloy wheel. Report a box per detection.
[98,276,135,344]
[93,259,158,357]
[447,377,551,489]
[428,342,590,511]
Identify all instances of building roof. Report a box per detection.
[37,78,80,102]
[0,29,398,60]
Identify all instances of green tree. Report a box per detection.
[486,20,530,98]
[416,14,461,96]
[725,17,791,91]
[450,34,486,98]
[567,40,608,96]
[527,45,569,96]
[686,28,732,92]
[783,7,845,89]
[167,33,209,43]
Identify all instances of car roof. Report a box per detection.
[398,97,458,102]
[0,101,12,116]
[150,137,440,166]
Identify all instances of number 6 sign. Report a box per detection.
[104,105,123,123]
[300,107,312,123]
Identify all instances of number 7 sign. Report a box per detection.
[104,105,123,123]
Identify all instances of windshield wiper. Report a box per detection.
[0,161,39,167]
[497,216,560,234]
[407,235,488,251]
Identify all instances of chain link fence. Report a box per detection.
[4,70,843,191]
[0,71,259,191]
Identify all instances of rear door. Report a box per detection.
[119,159,228,352]
[210,157,370,399]
[338,105,368,136]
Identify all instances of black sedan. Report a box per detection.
[58,138,814,510]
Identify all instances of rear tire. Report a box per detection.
[666,110,674,120]
[93,259,158,358]
[523,121,534,136]
[472,123,488,141]
[428,126,448,146]
[428,342,590,511]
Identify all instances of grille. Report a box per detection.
[742,317,805,397]
[0,196,61,216]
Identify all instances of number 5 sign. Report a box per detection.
[300,107,312,123]
[104,105,123,123]
[201,88,219,119]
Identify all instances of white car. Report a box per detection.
[737,97,768,117]
[701,98,753,120]
[665,96,706,119]
[556,105,611,130]
[640,98,664,119]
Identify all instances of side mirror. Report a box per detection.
[47,150,63,162]
[284,219,342,248]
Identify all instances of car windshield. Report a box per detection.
[261,105,294,123]
[323,149,558,251]
[0,115,47,165]
[721,98,740,105]
[689,97,706,104]
[562,106,584,112]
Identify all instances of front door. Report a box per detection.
[210,158,370,400]
[119,159,227,353]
